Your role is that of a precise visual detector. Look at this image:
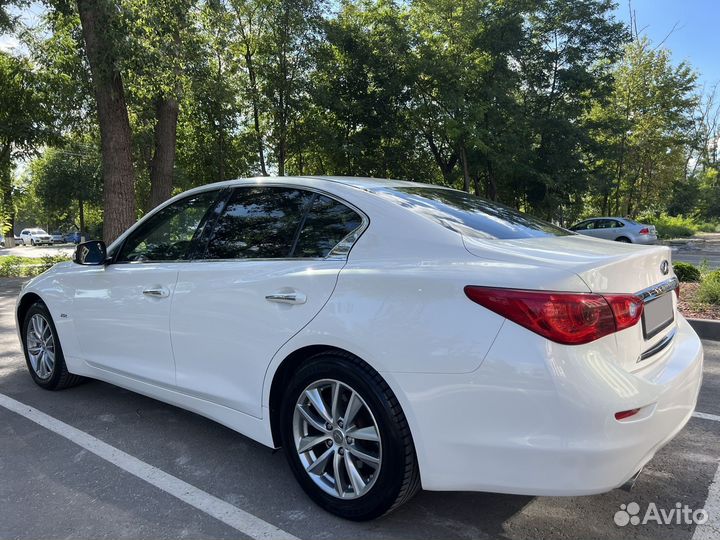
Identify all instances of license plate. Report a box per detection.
[642,292,674,339]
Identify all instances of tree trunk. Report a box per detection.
[460,146,470,193]
[149,96,179,209]
[1,145,15,246]
[78,194,85,241]
[485,161,497,201]
[76,0,136,244]
[425,133,457,183]
[245,49,267,176]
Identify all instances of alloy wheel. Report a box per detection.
[292,379,382,499]
[26,314,55,380]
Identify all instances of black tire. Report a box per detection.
[616,236,631,243]
[280,351,420,520]
[21,302,84,390]
[30,239,35,246]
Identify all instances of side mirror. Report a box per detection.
[73,240,107,265]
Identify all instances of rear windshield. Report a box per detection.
[376,187,571,240]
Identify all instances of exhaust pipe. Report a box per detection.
[620,468,643,492]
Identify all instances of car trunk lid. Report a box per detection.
[463,234,677,370]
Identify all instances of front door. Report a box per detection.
[70,189,222,386]
[170,185,365,417]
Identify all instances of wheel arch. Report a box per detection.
[615,236,632,243]
[17,291,44,330]
[267,344,416,453]
[268,345,351,447]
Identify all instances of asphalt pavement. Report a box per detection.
[0,278,719,540]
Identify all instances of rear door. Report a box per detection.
[170,185,365,417]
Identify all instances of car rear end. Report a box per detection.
[631,222,658,244]
[364,184,702,495]
[413,236,703,494]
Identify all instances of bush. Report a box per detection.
[673,262,701,282]
[695,222,719,233]
[0,255,70,278]
[640,214,696,239]
[696,278,720,305]
[704,269,720,284]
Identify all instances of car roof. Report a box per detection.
[185,175,447,194]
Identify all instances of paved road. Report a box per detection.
[0,244,75,258]
[670,234,720,270]
[0,278,719,539]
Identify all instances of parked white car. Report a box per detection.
[19,228,53,246]
[16,177,703,520]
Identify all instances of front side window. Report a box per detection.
[206,187,313,259]
[294,195,363,258]
[116,190,219,262]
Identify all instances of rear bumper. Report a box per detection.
[388,315,703,494]
[635,234,658,244]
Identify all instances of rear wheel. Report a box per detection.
[22,302,83,390]
[616,236,631,243]
[280,352,420,520]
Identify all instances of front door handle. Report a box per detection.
[265,290,307,305]
[143,287,170,298]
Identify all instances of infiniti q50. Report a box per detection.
[16,176,703,520]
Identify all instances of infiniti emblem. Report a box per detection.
[660,260,669,275]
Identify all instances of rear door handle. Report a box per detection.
[143,287,170,298]
[265,291,307,305]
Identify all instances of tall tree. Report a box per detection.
[125,0,197,209]
[30,143,102,237]
[75,0,136,242]
[0,51,52,246]
[588,37,697,217]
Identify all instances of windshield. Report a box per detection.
[375,186,572,240]
[32,229,48,234]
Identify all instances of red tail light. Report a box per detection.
[639,227,650,235]
[464,286,644,345]
[615,408,641,421]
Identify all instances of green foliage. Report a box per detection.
[0,255,70,277]
[0,50,56,240]
[696,278,720,306]
[673,262,701,283]
[695,222,720,233]
[704,269,720,284]
[638,214,696,238]
[5,0,719,232]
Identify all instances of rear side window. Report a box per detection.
[206,187,312,259]
[293,195,362,258]
[376,187,571,239]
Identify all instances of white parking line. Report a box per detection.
[691,411,720,539]
[694,411,720,423]
[0,393,298,540]
[692,462,720,540]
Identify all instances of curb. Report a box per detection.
[688,318,720,341]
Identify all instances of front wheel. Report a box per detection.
[280,352,420,520]
[22,302,84,390]
[30,239,35,246]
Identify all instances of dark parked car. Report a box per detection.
[64,232,81,244]
[51,231,65,244]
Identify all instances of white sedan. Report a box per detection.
[16,177,703,520]
[19,228,53,246]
